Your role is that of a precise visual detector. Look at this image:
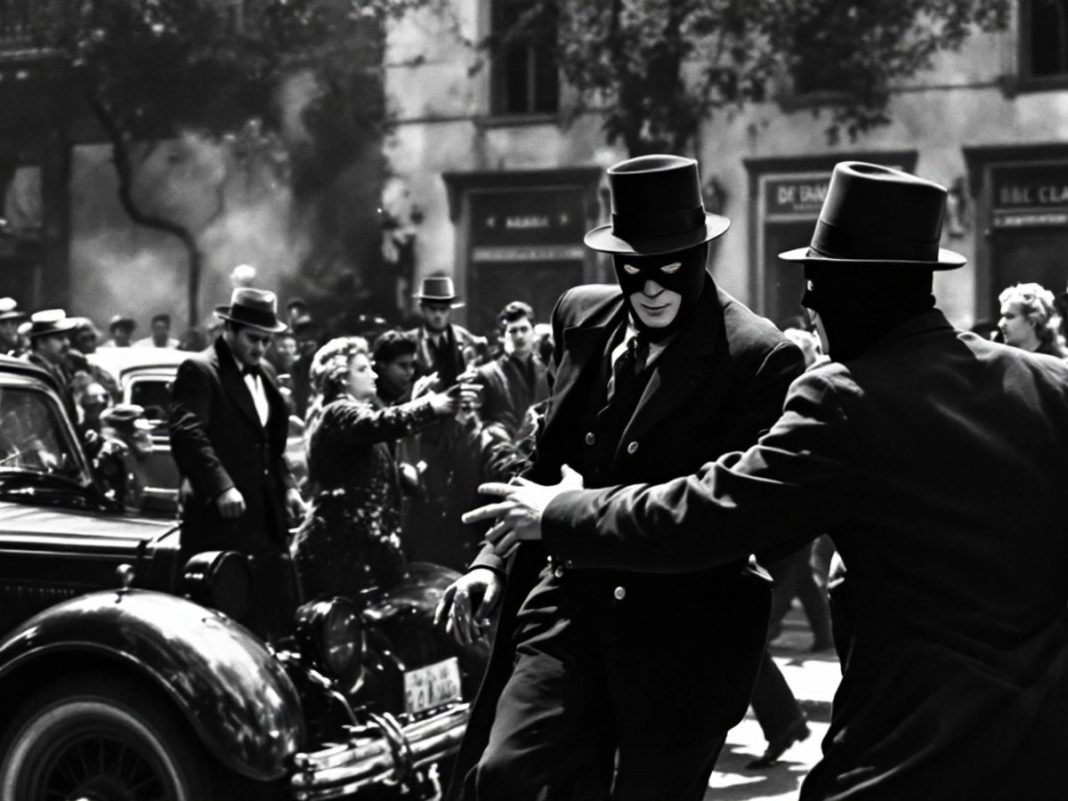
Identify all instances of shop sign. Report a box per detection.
[470,187,587,253]
[764,176,830,220]
[992,165,1068,228]
[472,245,586,263]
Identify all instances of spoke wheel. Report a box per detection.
[0,673,218,801]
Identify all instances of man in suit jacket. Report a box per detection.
[473,300,550,438]
[170,287,305,641]
[478,162,1068,800]
[437,155,804,800]
[407,274,481,388]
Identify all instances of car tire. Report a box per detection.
[0,671,232,801]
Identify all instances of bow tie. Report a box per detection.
[242,364,261,378]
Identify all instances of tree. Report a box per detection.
[46,0,435,327]
[495,0,1011,156]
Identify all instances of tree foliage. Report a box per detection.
[502,0,1011,155]
[43,0,436,325]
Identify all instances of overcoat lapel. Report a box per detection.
[615,281,724,461]
[540,292,626,444]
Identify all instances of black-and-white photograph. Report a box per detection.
[0,2,1065,800]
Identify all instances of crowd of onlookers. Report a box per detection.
[3,272,1067,597]
[0,272,555,577]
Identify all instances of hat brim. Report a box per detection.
[214,307,288,334]
[28,318,81,338]
[778,246,966,270]
[0,311,26,322]
[413,296,465,309]
[584,213,730,256]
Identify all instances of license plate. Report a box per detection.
[404,657,462,714]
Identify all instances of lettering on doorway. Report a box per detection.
[992,165,1068,228]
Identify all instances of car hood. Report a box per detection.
[0,500,178,546]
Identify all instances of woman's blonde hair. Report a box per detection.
[998,282,1065,353]
[309,336,370,406]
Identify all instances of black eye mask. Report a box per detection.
[613,244,708,340]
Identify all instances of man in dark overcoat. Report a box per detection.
[169,287,305,641]
[407,274,480,388]
[478,162,1068,800]
[437,155,804,800]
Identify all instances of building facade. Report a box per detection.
[386,0,1068,333]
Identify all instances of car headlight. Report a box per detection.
[182,550,251,621]
[294,597,363,678]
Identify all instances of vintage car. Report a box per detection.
[0,355,484,800]
[86,347,309,506]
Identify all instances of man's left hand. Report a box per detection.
[285,488,307,525]
[462,465,583,557]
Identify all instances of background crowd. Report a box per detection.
[5,257,1068,775]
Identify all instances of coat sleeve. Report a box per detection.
[321,396,440,446]
[169,359,234,500]
[725,340,806,451]
[541,370,861,573]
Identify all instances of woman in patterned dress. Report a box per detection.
[292,336,459,600]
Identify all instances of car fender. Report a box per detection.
[0,589,305,781]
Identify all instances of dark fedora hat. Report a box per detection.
[779,162,965,269]
[414,275,464,308]
[584,154,731,256]
[101,404,154,432]
[214,287,288,333]
[0,297,26,322]
[26,309,80,339]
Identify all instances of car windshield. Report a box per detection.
[0,385,85,484]
[128,377,173,423]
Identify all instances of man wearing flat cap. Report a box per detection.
[103,314,136,348]
[169,287,305,640]
[472,162,1068,800]
[437,155,804,800]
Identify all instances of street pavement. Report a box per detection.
[429,609,839,801]
[706,611,841,801]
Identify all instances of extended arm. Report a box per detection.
[539,371,860,571]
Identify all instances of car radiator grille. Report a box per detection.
[0,582,81,633]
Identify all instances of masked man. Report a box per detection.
[473,162,1068,801]
[437,155,804,800]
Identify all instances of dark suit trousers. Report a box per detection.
[749,650,804,742]
[465,576,728,801]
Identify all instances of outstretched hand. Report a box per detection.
[462,465,584,557]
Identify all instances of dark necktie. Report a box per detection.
[610,335,648,399]
[242,364,261,378]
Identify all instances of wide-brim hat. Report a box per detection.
[27,309,80,339]
[584,154,731,256]
[101,404,154,431]
[0,297,26,322]
[214,287,288,333]
[413,275,465,308]
[779,161,966,270]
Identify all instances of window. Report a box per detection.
[489,0,559,116]
[1020,0,1068,88]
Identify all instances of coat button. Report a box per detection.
[585,432,596,446]
[613,585,626,601]
[626,441,639,455]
